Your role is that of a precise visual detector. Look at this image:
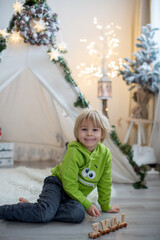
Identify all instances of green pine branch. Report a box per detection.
[110,126,147,189]
[0,34,7,53]
[50,55,89,109]
[24,0,47,6]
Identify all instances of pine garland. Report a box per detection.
[24,0,47,5]
[48,54,89,109]
[0,34,7,53]
[110,126,147,189]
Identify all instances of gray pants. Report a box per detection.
[0,176,85,223]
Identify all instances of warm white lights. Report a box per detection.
[77,18,122,84]
[80,38,87,43]
[9,31,23,43]
[57,42,67,52]
[13,1,24,13]
[48,48,60,61]
[33,20,46,32]
[93,17,98,24]
[97,25,103,30]
[0,29,10,38]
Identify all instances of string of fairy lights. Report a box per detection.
[76,17,123,85]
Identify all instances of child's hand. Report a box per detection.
[86,204,101,217]
[106,205,120,213]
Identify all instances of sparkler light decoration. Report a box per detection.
[77,18,123,117]
[77,18,123,85]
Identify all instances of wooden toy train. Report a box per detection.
[88,213,127,238]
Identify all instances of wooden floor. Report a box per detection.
[0,163,160,240]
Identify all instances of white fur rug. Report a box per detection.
[0,166,116,206]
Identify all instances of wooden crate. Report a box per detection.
[0,143,14,167]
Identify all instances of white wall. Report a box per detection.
[0,0,149,142]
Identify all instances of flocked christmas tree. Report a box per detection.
[119,24,160,119]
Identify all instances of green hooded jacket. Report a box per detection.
[51,141,112,211]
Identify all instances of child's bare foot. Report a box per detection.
[19,197,30,203]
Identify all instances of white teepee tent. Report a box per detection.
[0,42,139,183]
[0,42,79,161]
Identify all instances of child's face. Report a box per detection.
[78,119,102,152]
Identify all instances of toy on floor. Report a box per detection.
[88,213,127,239]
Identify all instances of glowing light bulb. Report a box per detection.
[33,20,45,32]
[48,48,60,61]
[0,29,10,38]
[93,17,97,24]
[13,1,23,13]
[80,38,87,42]
[97,25,102,29]
[99,36,104,41]
[57,42,67,52]
[9,31,23,43]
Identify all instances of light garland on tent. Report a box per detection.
[47,47,89,108]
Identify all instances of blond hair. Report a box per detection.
[74,108,110,142]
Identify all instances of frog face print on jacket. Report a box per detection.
[78,163,98,188]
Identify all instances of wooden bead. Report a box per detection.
[92,234,97,239]
[88,232,97,239]
[97,232,101,237]
[105,228,110,234]
[115,224,119,230]
[124,222,127,227]
[88,231,101,238]
[120,223,124,228]
[111,226,116,232]
[101,230,106,235]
